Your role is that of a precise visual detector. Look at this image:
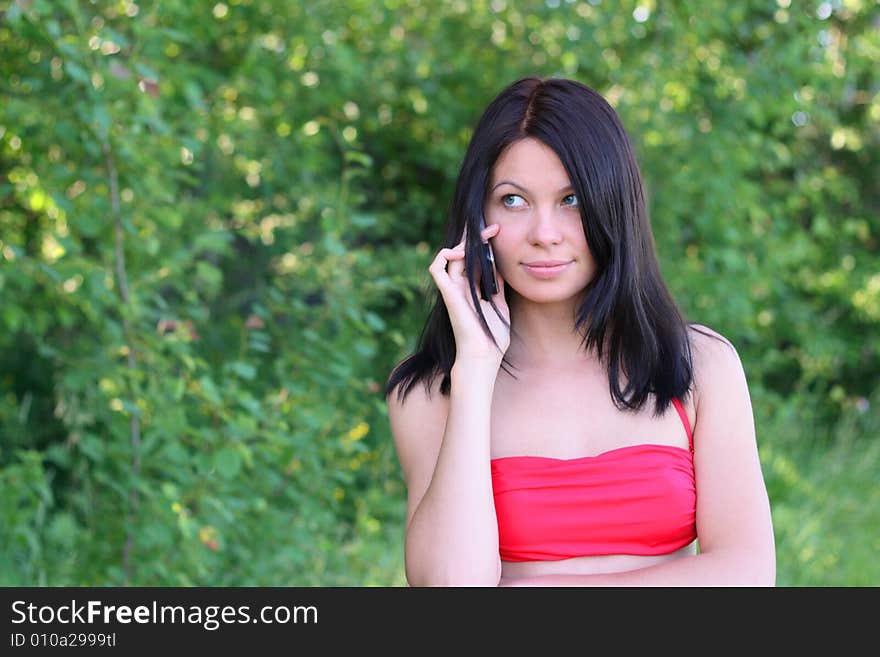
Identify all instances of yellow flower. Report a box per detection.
[345,422,369,442]
[199,526,220,551]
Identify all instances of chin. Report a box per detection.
[510,284,586,305]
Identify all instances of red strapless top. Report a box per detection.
[491,398,696,562]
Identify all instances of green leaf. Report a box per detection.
[350,213,377,228]
[162,442,189,464]
[344,151,373,167]
[93,105,111,140]
[65,61,89,85]
[75,213,103,238]
[214,448,242,479]
[363,311,386,331]
[183,81,206,111]
[197,377,222,405]
[228,361,256,380]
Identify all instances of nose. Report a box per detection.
[526,205,564,246]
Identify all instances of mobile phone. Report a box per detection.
[478,215,498,301]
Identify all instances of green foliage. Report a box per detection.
[0,0,876,586]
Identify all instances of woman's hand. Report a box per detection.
[428,222,510,364]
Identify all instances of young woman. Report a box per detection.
[384,77,775,586]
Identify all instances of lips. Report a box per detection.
[522,260,573,279]
[522,260,572,267]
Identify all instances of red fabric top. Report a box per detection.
[491,398,696,562]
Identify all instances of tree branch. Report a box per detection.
[102,138,141,585]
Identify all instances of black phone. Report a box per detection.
[478,215,498,301]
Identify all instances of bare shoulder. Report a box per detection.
[684,326,775,581]
[687,322,736,358]
[385,371,449,434]
[686,323,754,436]
[687,323,744,400]
[385,373,450,526]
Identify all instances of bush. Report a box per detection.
[1,1,875,585]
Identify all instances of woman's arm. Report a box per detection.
[499,548,772,586]
[501,327,776,587]
[387,360,503,587]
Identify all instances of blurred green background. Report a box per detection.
[1,0,877,586]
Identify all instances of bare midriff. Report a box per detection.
[499,540,697,581]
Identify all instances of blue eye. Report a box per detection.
[502,194,526,208]
[562,194,579,207]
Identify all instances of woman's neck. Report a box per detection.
[503,297,600,372]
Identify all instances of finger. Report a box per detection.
[480,223,500,241]
[446,245,466,279]
[430,246,464,268]
[429,246,465,282]
[459,222,499,246]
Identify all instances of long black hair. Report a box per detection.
[385,77,719,417]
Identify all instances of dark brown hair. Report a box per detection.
[385,77,721,417]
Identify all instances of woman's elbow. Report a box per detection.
[405,553,502,587]
[733,545,776,586]
[700,542,776,586]
[751,536,777,586]
[757,552,776,587]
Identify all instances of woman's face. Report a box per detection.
[484,137,596,305]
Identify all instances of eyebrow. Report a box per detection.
[490,180,574,194]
